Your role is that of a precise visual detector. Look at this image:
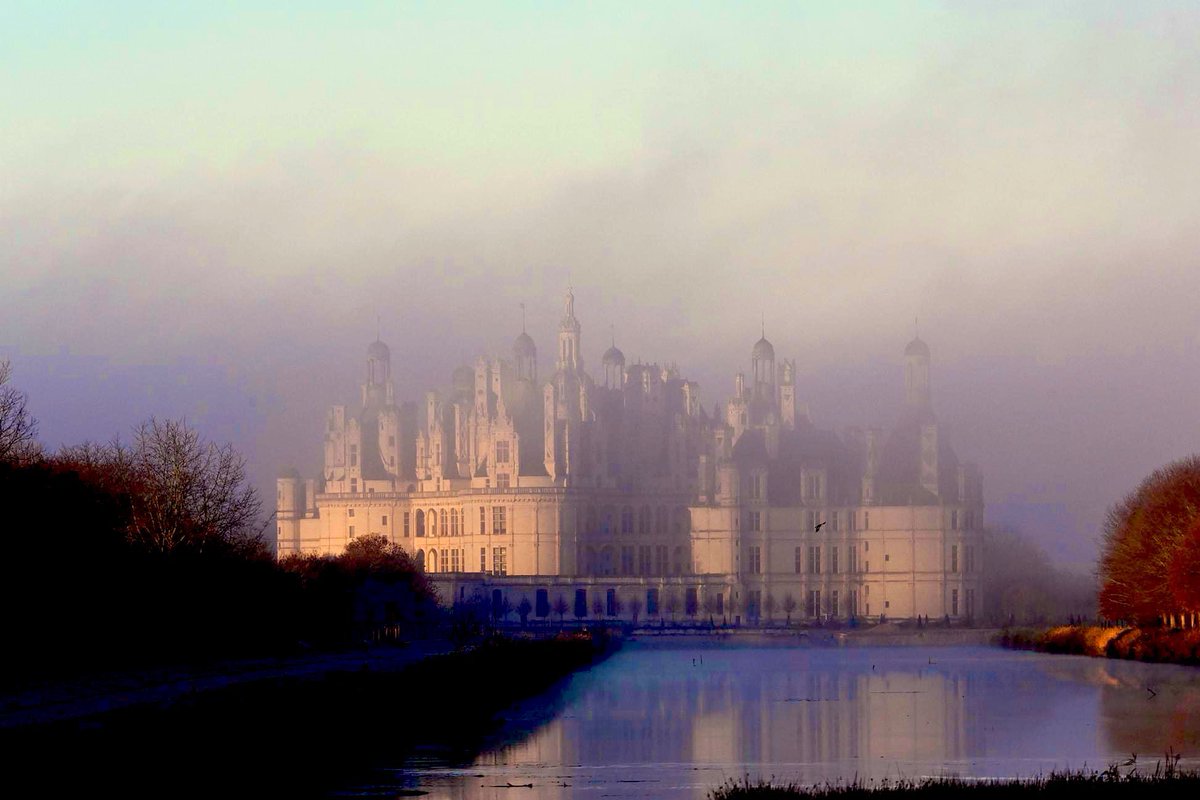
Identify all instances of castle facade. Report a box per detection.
[277,291,983,622]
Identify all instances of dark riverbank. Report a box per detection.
[1,632,617,798]
[999,625,1200,665]
[710,763,1200,799]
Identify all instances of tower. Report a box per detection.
[904,333,931,410]
[557,288,582,373]
[778,358,796,428]
[751,326,775,404]
[601,330,625,389]
[363,339,394,408]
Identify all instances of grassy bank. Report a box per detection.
[2,632,616,798]
[999,625,1200,665]
[711,759,1200,798]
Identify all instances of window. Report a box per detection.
[848,546,858,573]
[848,590,858,617]
[348,525,356,539]
[806,590,821,618]
[808,546,821,575]
[348,508,355,518]
[415,509,425,537]
[831,511,839,532]
[794,547,803,574]
[439,509,447,536]
[749,473,763,500]
[966,588,976,618]
[495,440,510,463]
[952,588,960,616]
[492,506,507,535]
[350,445,358,467]
[965,545,975,573]
[951,509,959,530]
[381,515,388,526]
[748,590,762,619]
[647,588,659,616]
[350,478,358,493]
[493,547,507,576]
[655,545,668,576]
[621,546,634,575]
[864,511,870,530]
[830,547,839,575]
[748,545,761,575]
[480,547,486,573]
[451,508,459,536]
[451,549,461,572]
[830,590,840,618]
[748,511,761,532]
[951,545,960,573]
[388,435,395,447]
[638,546,651,576]
[480,506,486,535]
[884,553,890,562]
[536,589,549,617]
[496,473,510,489]
[620,506,634,534]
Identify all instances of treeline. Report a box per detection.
[1099,456,1200,628]
[982,527,1096,625]
[0,361,436,683]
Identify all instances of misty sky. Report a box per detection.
[3,2,1199,567]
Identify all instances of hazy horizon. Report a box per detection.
[4,2,1199,569]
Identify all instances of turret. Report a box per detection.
[557,288,582,373]
[905,334,931,410]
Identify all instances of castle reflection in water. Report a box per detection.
[397,646,1200,800]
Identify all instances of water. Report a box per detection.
[363,642,1200,799]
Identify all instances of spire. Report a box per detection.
[520,302,527,333]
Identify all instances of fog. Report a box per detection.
[3,3,1199,568]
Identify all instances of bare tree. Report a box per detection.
[765,593,778,624]
[107,418,264,553]
[664,591,681,622]
[0,360,40,463]
[783,593,797,625]
[553,594,569,624]
[627,596,643,625]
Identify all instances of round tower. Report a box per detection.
[751,330,775,402]
[904,335,931,410]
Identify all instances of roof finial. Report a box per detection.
[761,313,765,340]
[520,302,527,333]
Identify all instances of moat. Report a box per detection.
[345,642,1200,799]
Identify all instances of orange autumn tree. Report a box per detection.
[1168,516,1200,620]
[1099,456,1200,627]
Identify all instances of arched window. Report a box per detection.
[440,509,447,536]
[655,506,668,535]
[429,549,438,572]
[429,508,438,536]
[601,506,614,535]
[451,508,459,536]
[620,506,634,535]
[415,509,426,537]
[638,505,651,534]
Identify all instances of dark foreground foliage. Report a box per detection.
[2,633,615,798]
[0,453,437,685]
[711,755,1200,799]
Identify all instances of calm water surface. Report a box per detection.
[361,643,1200,799]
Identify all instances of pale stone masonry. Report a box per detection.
[278,290,983,622]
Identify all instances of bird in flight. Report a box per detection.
[814,521,826,533]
